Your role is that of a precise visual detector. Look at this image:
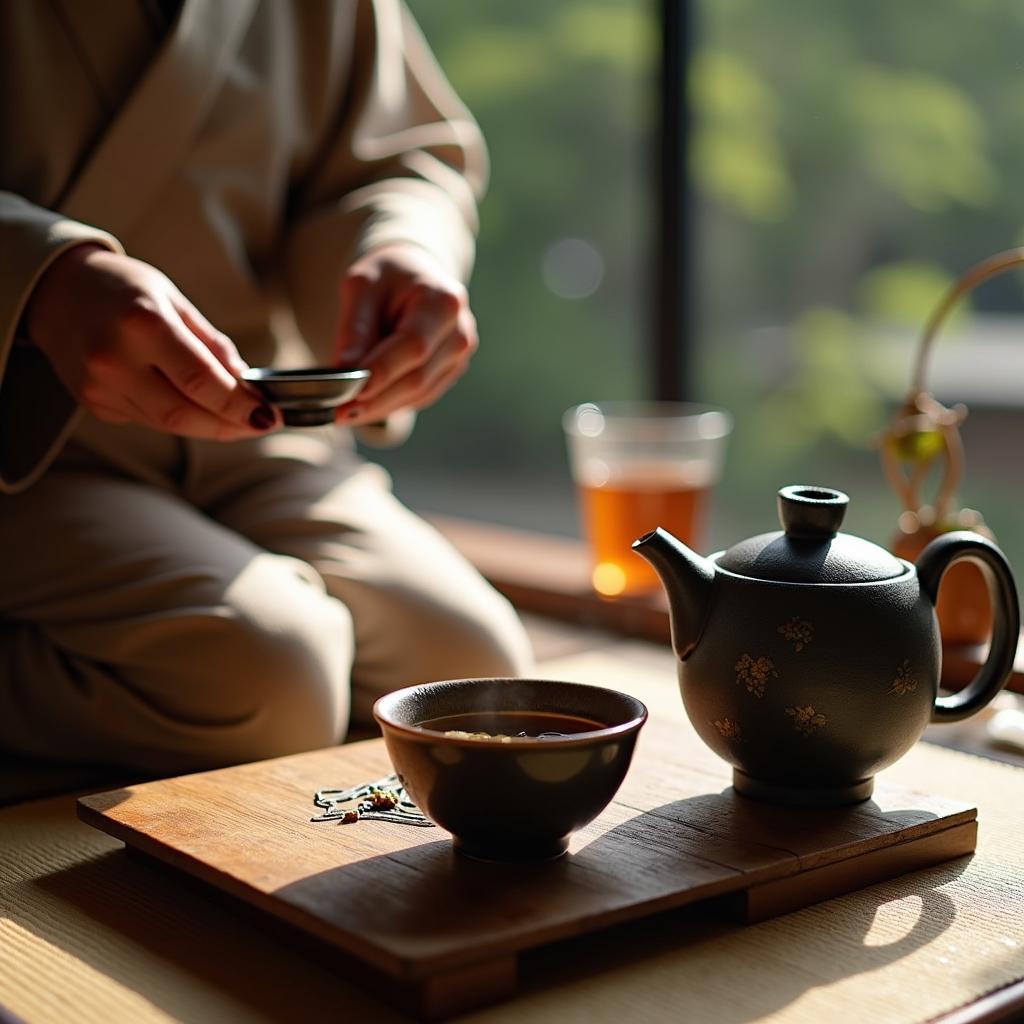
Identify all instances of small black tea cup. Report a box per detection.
[243,367,370,426]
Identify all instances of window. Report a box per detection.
[692,1,1024,568]
[370,0,655,535]
[377,1,1024,579]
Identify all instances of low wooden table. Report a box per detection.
[2,644,1023,1024]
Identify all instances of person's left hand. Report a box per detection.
[332,243,478,426]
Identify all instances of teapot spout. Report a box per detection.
[632,528,715,660]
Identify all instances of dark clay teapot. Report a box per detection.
[632,485,1020,805]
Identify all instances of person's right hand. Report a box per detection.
[23,243,278,439]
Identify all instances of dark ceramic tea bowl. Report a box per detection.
[242,367,370,426]
[373,678,648,861]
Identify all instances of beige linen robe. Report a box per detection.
[0,0,488,490]
[0,0,530,771]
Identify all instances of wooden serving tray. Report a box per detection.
[78,717,977,1020]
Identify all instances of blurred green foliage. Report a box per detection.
[691,50,792,221]
[380,0,652,475]
[377,0,1024,559]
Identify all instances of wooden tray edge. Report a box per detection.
[75,796,413,978]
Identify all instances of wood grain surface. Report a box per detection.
[78,715,976,1018]
[3,645,1023,1024]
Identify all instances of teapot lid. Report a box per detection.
[716,486,907,584]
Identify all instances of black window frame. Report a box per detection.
[653,0,693,401]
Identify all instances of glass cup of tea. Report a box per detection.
[563,402,733,598]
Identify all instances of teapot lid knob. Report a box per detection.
[777,486,849,538]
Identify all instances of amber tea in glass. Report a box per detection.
[564,403,732,597]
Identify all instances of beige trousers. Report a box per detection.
[0,420,532,773]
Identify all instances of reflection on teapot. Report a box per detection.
[633,485,1020,805]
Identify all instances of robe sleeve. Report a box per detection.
[0,192,123,493]
[281,0,488,375]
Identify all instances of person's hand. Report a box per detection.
[23,244,278,439]
[333,243,478,425]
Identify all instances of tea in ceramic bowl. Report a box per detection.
[373,678,647,861]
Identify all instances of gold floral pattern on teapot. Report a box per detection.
[735,654,777,698]
[778,617,814,652]
[888,659,919,696]
[713,717,744,741]
[786,705,828,736]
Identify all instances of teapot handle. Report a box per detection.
[916,531,1020,723]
